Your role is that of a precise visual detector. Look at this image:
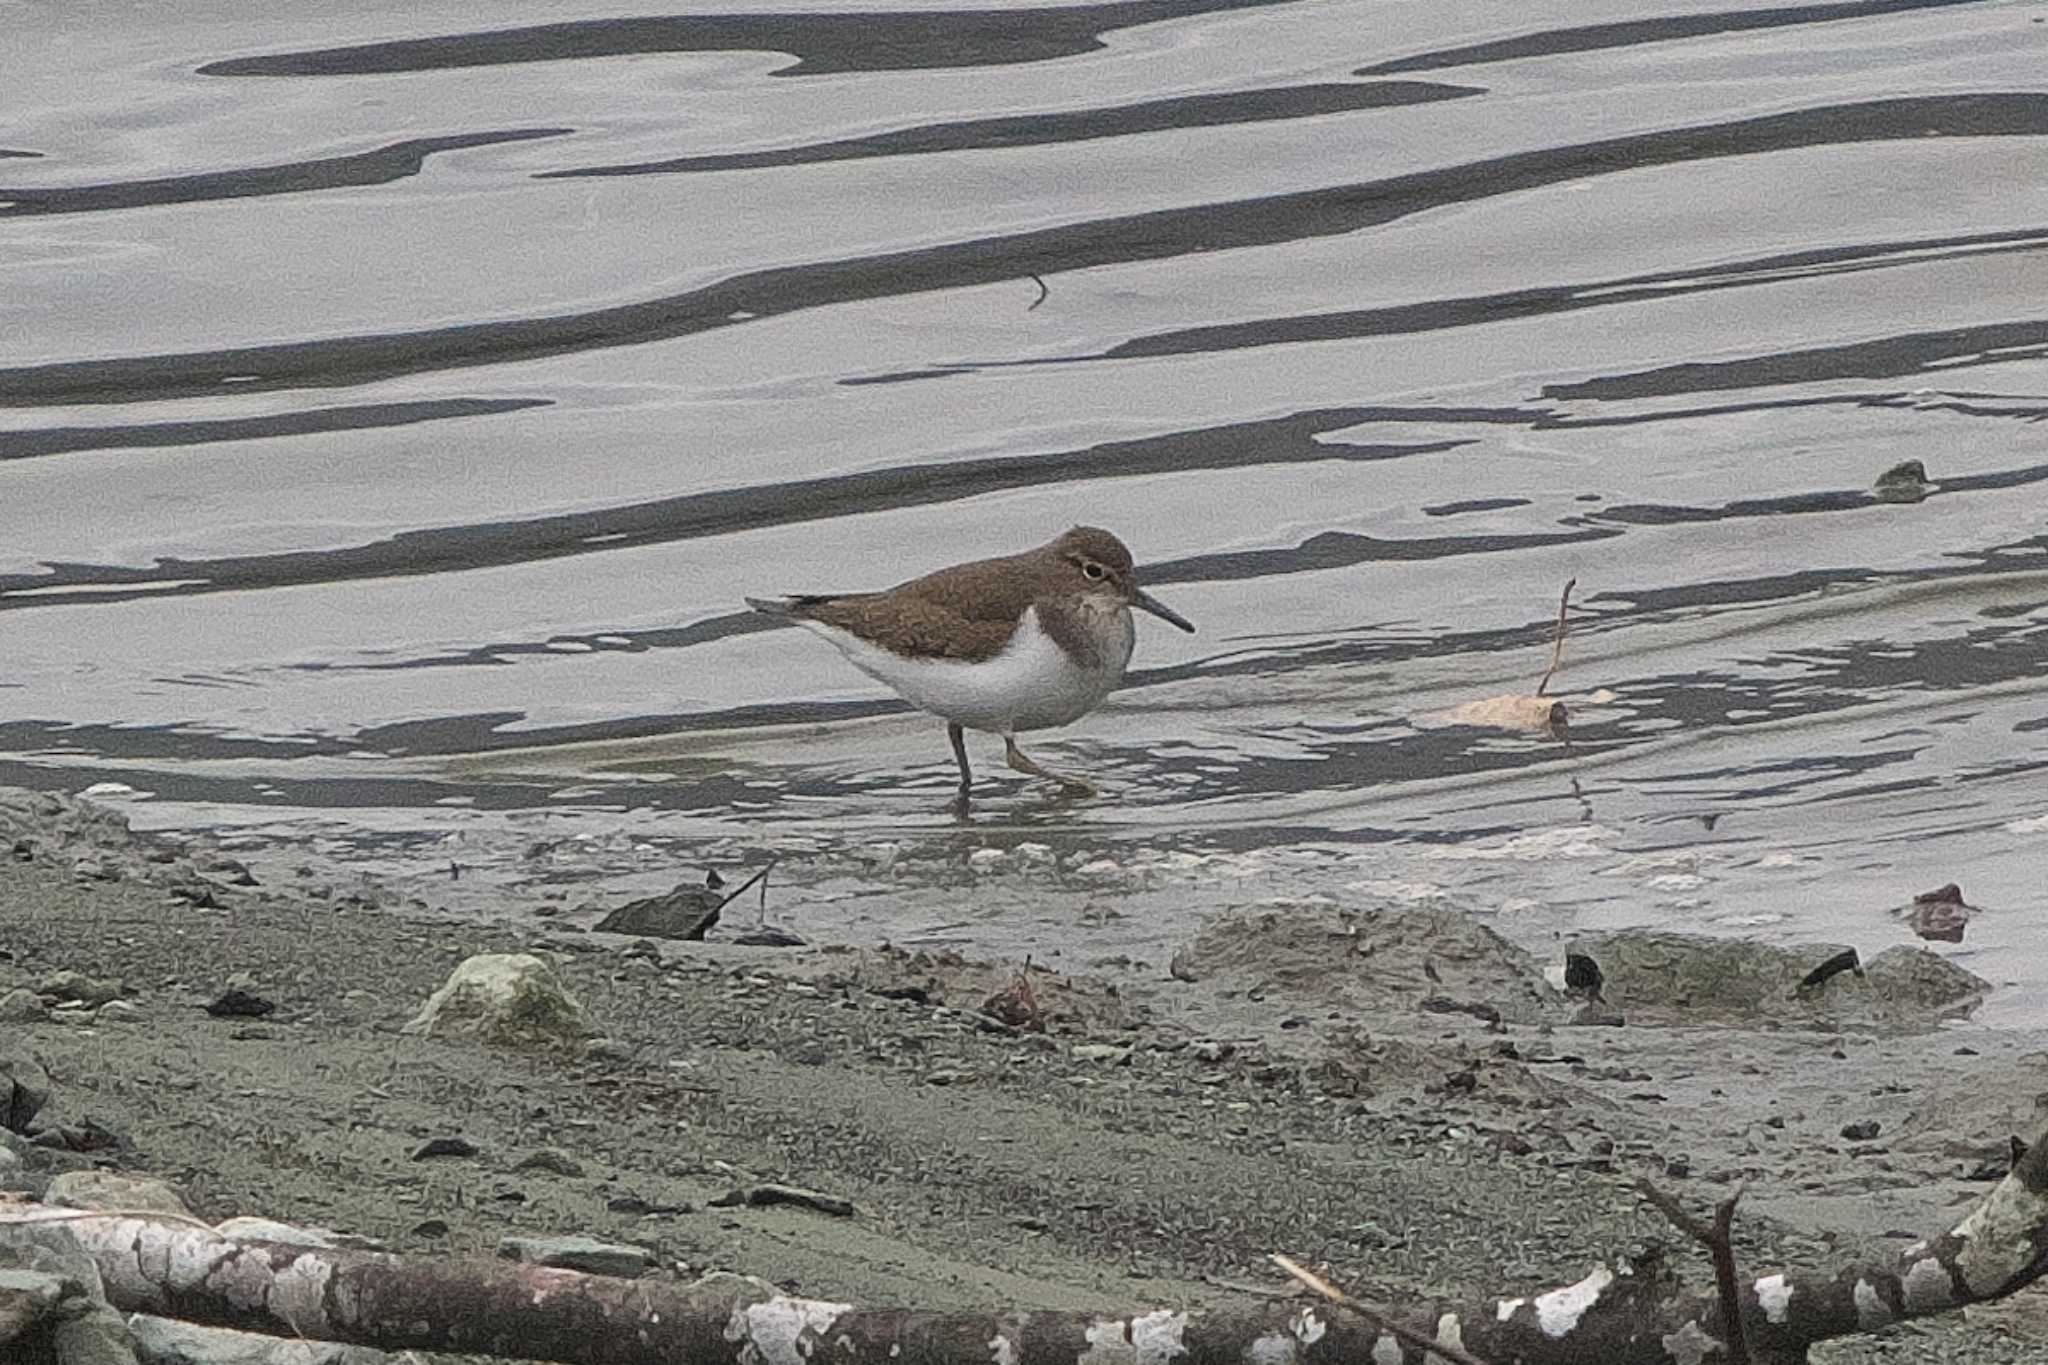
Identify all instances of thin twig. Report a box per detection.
[1270,1253,1495,1365]
[1026,274,1049,311]
[1635,1178,1753,1365]
[1201,1273,1303,1298]
[712,863,774,919]
[1535,578,1577,697]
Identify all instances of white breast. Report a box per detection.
[799,605,1134,735]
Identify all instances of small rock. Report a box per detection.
[1190,1040,1235,1064]
[514,1148,585,1177]
[410,1136,478,1161]
[1872,458,1933,504]
[206,987,277,1019]
[411,1219,449,1238]
[497,1233,656,1278]
[1901,883,1974,944]
[95,1000,144,1026]
[711,1183,856,1218]
[1,1051,53,1132]
[1070,1043,1132,1064]
[37,970,123,1009]
[47,1169,192,1216]
[0,989,46,1023]
[730,925,806,948]
[1841,1120,1882,1141]
[966,848,1008,873]
[585,1037,632,1063]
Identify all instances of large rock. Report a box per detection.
[1171,903,1559,1025]
[1572,933,1988,1032]
[591,877,725,940]
[46,1171,192,1218]
[402,954,588,1050]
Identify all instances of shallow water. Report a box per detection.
[4,0,2045,1020]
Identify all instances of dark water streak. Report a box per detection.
[0,399,549,462]
[0,130,567,218]
[1089,228,2048,363]
[1357,0,1988,75]
[196,0,1293,79]
[541,82,1480,177]
[6,94,2043,409]
[1547,319,2048,400]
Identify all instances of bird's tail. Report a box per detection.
[744,595,799,618]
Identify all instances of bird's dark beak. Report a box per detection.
[1131,587,1195,633]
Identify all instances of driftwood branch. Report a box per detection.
[1534,577,1576,697]
[1637,1179,1753,1365]
[4,1124,2048,1364]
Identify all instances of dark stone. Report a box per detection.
[205,987,277,1018]
[593,878,723,940]
[1,1053,52,1133]
[1840,1120,1881,1141]
[1564,951,1605,999]
[411,1136,479,1160]
[1798,948,1861,992]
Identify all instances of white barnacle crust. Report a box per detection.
[729,1296,855,1365]
[1951,1172,2048,1295]
[1434,1312,1464,1353]
[1753,1273,1792,1324]
[1899,1257,1955,1315]
[1244,1331,1296,1365]
[1853,1279,1892,1331]
[990,1331,1017,1365]
[1290,1309,1326,1345]
[1494,1297,1525,1322]
[1079,1310,1188,1365]
[203,1238,291,1314]
[1130,1309,1189,1364]
[1369,1335,1401,1365]
[1659,1320,1720,1365]
[1534,1266,1613,1338]
[270,1251,336,1336]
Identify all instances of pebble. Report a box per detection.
[37,970,124,1008]
[498,1233,656,1278]
[1841,1120,1882,1141]
[514,1148,586,1177]
[0,988,45,1023]
[410,1136,479,1160]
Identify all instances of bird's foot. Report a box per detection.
[1005,738,1097,798]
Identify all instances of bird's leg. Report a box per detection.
[1004,736,1098,796]
[947,722,973,817]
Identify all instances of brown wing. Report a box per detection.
[786,548,1044,663]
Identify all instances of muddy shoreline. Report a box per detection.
[3,787,2044,1361]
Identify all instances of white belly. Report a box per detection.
[800,606,1133,735]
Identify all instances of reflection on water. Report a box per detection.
[2,0,2044,1020]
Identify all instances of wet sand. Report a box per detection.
[3,787,2045,1361]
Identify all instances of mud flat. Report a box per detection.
[2,787,2044,1361]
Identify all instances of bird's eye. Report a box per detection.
[1082,562,1106,581]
